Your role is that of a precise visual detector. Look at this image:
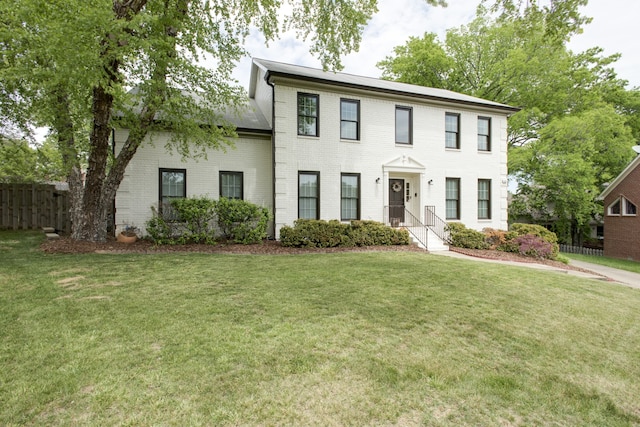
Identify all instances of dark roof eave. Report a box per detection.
[265,70,521,114]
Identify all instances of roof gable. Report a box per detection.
[599,155,640,200]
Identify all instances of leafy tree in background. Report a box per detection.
[0,138,65,183]
[0,0,447,242]
[377,0,638,244]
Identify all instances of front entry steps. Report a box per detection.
[403,226,449,251]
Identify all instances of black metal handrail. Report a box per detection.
[424,205,450,243]
[384,206,428,248]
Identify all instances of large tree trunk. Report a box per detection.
[66,0,178,242]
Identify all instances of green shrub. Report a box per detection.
[215,198,271,244]
[446,223,489,249]
[145,207,176,245]
[170,197,217,244]
[145,197,271,245]
[280,219,409,248]
[348,220,410,246]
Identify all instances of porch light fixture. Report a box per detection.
[376,177,381,184]
[428,179,433,185]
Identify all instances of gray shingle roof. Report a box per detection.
[252,58,519,113]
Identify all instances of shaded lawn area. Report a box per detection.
[1,231,639,426]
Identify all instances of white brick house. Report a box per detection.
[114,58,518,249]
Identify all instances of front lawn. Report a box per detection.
[1,230,639,426]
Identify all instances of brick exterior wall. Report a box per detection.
[603,161,640,261]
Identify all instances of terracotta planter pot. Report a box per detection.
[117,233,137,244]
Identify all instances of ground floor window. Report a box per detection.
[446,178,460,220]
[299,171,319,219]
[478,179,491,219]
[220,171,243,200]
[159,168,186,219]
[341,173,360,220]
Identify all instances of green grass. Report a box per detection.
[2,230,640,426]
[566,253,640,274]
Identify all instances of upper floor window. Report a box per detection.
[299,171,320,219]
[159,168,186,220]
[341,173,360,220]
[340,99,360,140]
[395,106,412,144]
[220,171,243,200]
[608,196,637,216]
[446,178,460,220]
[478,179,491,219]
[298,93,319,137]
[478,117,491,151]
[445,113,460,149]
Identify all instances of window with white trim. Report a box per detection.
[608,196,637,216]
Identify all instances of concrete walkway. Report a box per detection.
[432,250,640,289]
[568,259,640,289]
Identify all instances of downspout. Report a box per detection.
[111,128,116,237]
[265,72,277,239]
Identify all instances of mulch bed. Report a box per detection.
[40,236,605,278]
[40,237,427,255]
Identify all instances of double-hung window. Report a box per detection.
[445,113,460,149]
[478,179,491,219]
[446,178,460,220]
[299,171,320,219]
[478,117,491,151]
[395,106,412,144]
[298,93,319,136]
[341,173,360,220]
[220,171,243,200]
[159,168,186,220]
[340,99,360,140]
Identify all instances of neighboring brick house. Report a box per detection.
[114,58,518,249]
[599,155,640,261]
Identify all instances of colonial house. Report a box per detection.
[598,154,640,261]
[114,58,518,250]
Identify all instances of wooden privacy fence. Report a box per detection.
[0,183,70,232]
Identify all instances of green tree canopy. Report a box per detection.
[0,138,65,183]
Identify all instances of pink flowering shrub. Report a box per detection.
[513,234,554,259]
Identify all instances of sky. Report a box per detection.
[230,0,640,91]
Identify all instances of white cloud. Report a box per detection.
[232,0,639,90]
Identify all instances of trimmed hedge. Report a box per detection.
[279,219,410,248]
[446,223,489,249]
[145,197,271,245]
